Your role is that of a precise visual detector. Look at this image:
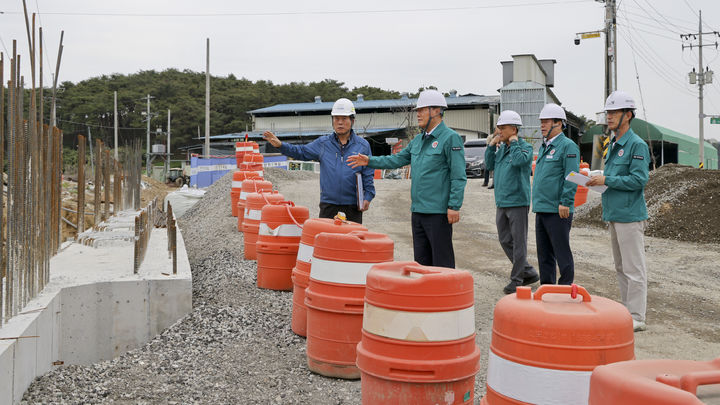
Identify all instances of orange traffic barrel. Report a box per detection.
[242,153,264,178]
[242,192,285,258]
[574,162,591,207]
[238,179,272,228]
[531,155,538,176]
[305,231,394,379]
[256,202,310,290]
[481,284,635,405]
[238,162,264,179]
[240,191,283,232]
[373,169,382,179]
[291,218,367,337]
[589,357,720,404]
[230,170,259,217]
[235,141,254,167]
[356,261,481,405]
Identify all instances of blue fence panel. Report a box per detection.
[190,156,237,188]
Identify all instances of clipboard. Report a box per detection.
[356,172,364,209]
[565,171,607,193]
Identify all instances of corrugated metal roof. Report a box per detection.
[204,127,404,140]
[248,95,500,115]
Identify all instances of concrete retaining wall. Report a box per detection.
[0,227,192,404]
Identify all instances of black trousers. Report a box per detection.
[411,212,455,268]
[535,212,574,285]
[319,202,363,224]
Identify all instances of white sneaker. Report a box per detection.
[633,320,647,332]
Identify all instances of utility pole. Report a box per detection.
[681,10,719,169]
[205,38,210,158]
[575,0,616,170]
[114,91,118,160]
[141,94,155,175]
[167,109,171,180]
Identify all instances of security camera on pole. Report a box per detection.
[574,0,617,170]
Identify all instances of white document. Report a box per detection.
[565,171,608,193]
[356,172,364,209]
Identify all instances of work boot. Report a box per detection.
[522,273,540,286]
[632,320,647,332]
[488,184,494,189]
[503,280,522,295]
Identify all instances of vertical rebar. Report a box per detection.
[77,135,86,235]
[0,52,4,322]
[94,139,102,227]
[113,157,121,215]
[103,149,110,221]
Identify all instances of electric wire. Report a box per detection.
[0,0,592,17]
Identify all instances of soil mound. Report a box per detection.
[574,164,720,244]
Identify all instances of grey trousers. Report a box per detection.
[496,206,536,283]
[609,221,648,322]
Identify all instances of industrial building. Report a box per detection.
[207,92,500,156]
[582,119,719,169]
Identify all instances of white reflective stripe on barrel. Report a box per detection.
[362,303,475,342]
[231,181,243,189]
[309,257,376,285]
[486,351,592,405]
[296,243,314,264]
[239,191,250,200]
[256,170,264,177]
[245,209,262,221]
[258,223,302,237]
[236,146,253,152]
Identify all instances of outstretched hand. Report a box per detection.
[262,131,282,148]
[347,154,369,168]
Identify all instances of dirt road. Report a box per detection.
[271,172,720,392]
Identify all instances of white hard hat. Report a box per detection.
[331,98,356,116]
[604,91,636,111]
[539,103,567,120]
[414,89,448,110]
[497,110,523,126]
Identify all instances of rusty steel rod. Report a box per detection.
[77,135,86,235]
[104,149,110,221]
[94,139,102,227]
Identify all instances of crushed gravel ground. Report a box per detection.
[574,164,720,244]
[22,169,360,405]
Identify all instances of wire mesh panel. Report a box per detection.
[500,83,548,151]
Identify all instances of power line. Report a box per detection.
[622,8,696,32]
[617,17,682,42]
[0,1,592,17]
[682,0,718,32]
[619,15,683,39]
[57,118,146,131]
[637,0,688,33]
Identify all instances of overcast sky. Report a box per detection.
[2,0,720,141]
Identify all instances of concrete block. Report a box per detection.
[0,340,15,405]
[10,317,38,402]
[149,278,192,336]
[34,294,57,376]
[110,281,150,358]
[60,283,113,365]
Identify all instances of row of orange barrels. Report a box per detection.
[229,144,718,404]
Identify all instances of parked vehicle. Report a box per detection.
[464,139,487,178]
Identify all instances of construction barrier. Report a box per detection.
[238,179,273,228]
[190,156,236,188]
[356,262,481,405]
[482,284,635,405]
[256,202,309,290]
[242,153,265,177]
[574,162,591,207]
[241,191,283,232]
[305,231,394,379]
[242,192,285,256]
[238,162,264,179]
[291,218,367,337]
[230,170,259,217]
[589,357,720,404]
[235,141,256,167]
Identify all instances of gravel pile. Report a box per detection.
[22,170,361,404]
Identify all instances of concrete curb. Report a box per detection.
[0,227,192,404]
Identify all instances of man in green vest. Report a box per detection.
[587,91,650,332]
[486,110,539,294]
[532,103,580,285]
[347,89,467,268]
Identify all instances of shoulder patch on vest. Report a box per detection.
[632,154,644,160]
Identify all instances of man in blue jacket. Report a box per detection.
[262,98,375,224]
[532,103,580,285]
[587,91,650,332]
